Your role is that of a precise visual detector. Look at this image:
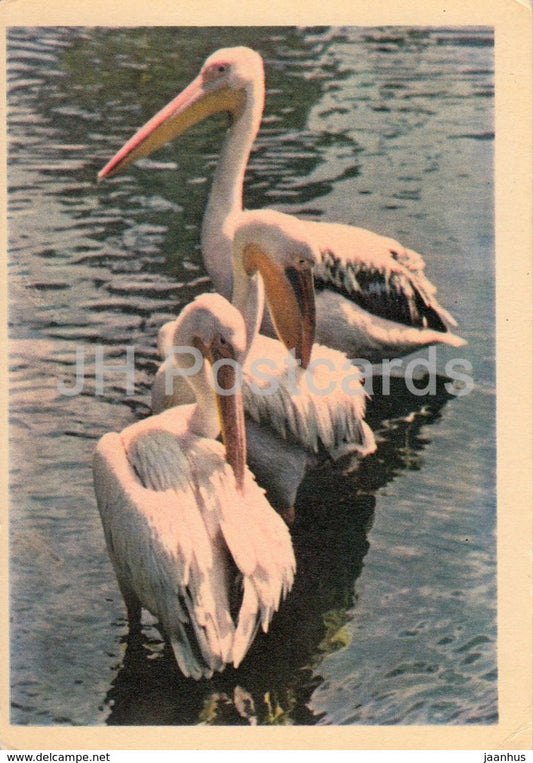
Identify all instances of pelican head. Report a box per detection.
[98,46,264,180]
[233,209,317,369]
[174,292,246,362]
[175,293,247,489]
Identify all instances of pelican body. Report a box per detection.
[98,46,466,363]
[151,209,376,512]
[93,294,295,679]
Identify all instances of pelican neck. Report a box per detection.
[182,354,221,440]
[231,262,265,363]
[201,87,263,298]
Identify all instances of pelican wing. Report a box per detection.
[93,430,234,679]
[243,335,376,460]
[305,220,459,331]
[182,437,296,668]
[94,427,295,676]
[156,319,177,360]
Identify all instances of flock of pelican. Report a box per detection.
[93,46,465,680]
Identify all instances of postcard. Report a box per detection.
[1,0,531,753]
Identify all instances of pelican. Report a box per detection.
[98,45,466,363]
[93,293,295,679]
[151,209,376,514]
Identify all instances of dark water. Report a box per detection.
[8,26,496,726]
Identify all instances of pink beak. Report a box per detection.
[98,74,208,180]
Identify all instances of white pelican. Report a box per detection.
[93,293,295,679]
[98,46,466,363]
[151,209,376,514]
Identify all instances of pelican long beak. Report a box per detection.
[98,75,245,180]
[242,244,316,369]
[206,344,246,492]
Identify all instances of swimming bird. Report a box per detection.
[98,45,466,363]
[151,209,376,515]
[93,293,295,679]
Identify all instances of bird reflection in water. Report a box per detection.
[102,374,453,726]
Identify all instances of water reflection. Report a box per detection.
[104,377,452,725]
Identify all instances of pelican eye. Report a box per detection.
[219,335,227,345]
[203,62,230,82]
[209,63,228,75]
